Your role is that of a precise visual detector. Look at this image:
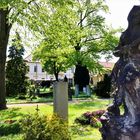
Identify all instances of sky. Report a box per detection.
[100,0,140,62]
[105,0,140,29]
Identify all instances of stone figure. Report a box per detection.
[100,6,140,140]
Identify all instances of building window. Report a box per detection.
[42,68,45,72]
[34,65,37,72]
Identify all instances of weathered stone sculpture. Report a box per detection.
[100,6,140,140]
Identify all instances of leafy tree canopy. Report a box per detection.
[31,0,119,76]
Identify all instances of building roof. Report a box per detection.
[99,62,115,69]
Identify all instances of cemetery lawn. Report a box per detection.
[0,98,110,140]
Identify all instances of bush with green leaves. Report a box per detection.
[95,74,111,98]
[21,113,71,140]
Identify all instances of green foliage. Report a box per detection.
[0,122,20,136]
[30,0,119,77]
[32,0,76,80]
[0,0,36,26]
[21,113,71,140]
[6,32,29,96]
[0,108,22,136]
[0,134,23,140]
[0,0,40,110]
[95,74,111,98]
[0,99,110,139]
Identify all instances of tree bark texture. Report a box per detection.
[100,6,140,140]
[0,9,10,110]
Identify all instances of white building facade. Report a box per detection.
[25,55,55,81]
[25,55,74,81]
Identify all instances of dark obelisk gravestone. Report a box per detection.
[100,6,140,140]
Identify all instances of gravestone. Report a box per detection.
[53,81,68,120]
[100,6,140,140]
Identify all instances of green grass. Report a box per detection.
[0,99,110,140]
[72,127,101,140]
[6,87,53,104]
[6,97,27,104]
[69,99,109,123]
[0,134,23,140]
[39,87,52,93]
[6,96,53,104]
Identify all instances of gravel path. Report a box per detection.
[6,98,104,108]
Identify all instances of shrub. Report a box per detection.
[16,95,26,100]
[75,110,105,128]
[21,113,71,140]
[90,117,102,128]
[95,74,111,98]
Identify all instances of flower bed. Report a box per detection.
[75,110,105,128]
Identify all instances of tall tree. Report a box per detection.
[32,0,75,81]
[6,32,28,96]
[30,0,119,85]
[33,42,73,81]
[70,0,118,67]
[0,9,11,109]
[0,0,36,109]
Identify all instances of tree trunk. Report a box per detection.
[74,64,90,91]
[53,61,59,81]
[54,72,59,81]
[0,9,11,110]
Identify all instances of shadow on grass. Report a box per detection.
[0,123,21,136]
[0,108,24,136]
[0,108,24,121]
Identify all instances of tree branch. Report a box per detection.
[83,22,93,28]
[9,0,36,24]
[84,36,103,43]
[78,9,95,27]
